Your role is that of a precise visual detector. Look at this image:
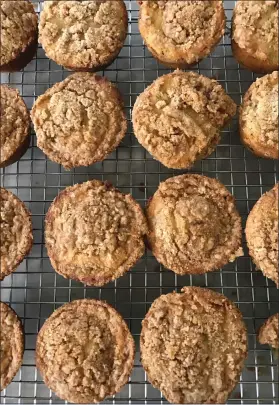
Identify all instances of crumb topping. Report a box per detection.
[246,183,278,286]
[0,0,38,66]
[146,174,243,275]
[139,0,225,65]
[133,71,236,169]
[141,287,248,404]
[233,0,279,64]
[0,302,24,391]
[39,0,127,69]
[258,314,279,349]
[36,299,135,403]
[241,72,278,151]
[0,85,30,165]
[45,180,148,286]
[31,73,127,169]
[0,188,33,281]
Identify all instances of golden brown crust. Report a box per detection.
[232,0,279,73]
[146,174,243,275]
[31,73,127,170]
[36,299,135,403]
[245,184,278,287]
[45,180,148,286]
[258,314,279,349]
[0,85,31,168]
[39,0,128,71]
[0,302,24,391]
[0,188,33,281]
[140,287,248,404]
[239,72,278,160]
[138,1,225,69]
[132,70,236,169]
[0,0,38,72]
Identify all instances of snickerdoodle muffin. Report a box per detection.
[36,299,135,403]
[0,188,33,281]
[146,174,243,275]
[232,0,279,73]
[239,72,278,160]
[245,183,278,287]
[258,314,279,349]
[0,85,31,168]
[0,302,24,391]
[31,73,127,170]
[45,180,148,286]
[39,0,128,71]
[140,287,248,404]
[138,1,225,69]
[132,70,236,169]
[0,0,38,72]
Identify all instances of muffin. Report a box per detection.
[0,85,31,168]
[232,0,279,73]
[45,180,148,286]
[245,183,278,287]
[39,0,128,71]
[138,0,225,69]
[132,70,236,169]
[0,188,33,281]
[36,299,135,403]
[0,302,24,391]
[140,287,248,404]
[146,174,243,275]
[31,73,127,170]
[0,0,38,72]
[258,314,279,349]
[239,72,278,160]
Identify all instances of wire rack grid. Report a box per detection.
[0,1,278,404]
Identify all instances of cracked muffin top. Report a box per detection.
[31,73,127,169]
[0,302,24,392]
[45,180,148,286]
[0,85,30,167]
[246,183,278,287]
[0,0,38,68]
[39,0,128,71]
[258,314,279,349]
[140,287,248,404]
[0,188,33,281]
[146,174,243,275]
[232,0,279,72]
[240,72,279,160]
[132,70,236,169]
[138,0,225,68]
[36,299,135,403]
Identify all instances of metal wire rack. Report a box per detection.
[0,1,278,404]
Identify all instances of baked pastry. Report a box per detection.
[0,0,38,72]
[0,302,24,391]
[232,0,279,73]
[39,0,128,71]
[31,73,127,170]
[0,188,33,281]
[36,299,135,403]
[132,70,236,169]
[258,314,279,349]
[0,85,31,168]
[239,72,278,160]
[140,287,248,404]
[138,0,225,69]
[146,174,243,275]
[45,180,148,286]
[245,183,278,287]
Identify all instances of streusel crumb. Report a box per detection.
[258,314,279,349]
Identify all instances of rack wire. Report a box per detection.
[0,1,278,404]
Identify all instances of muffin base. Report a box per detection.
[0,132,31,169]
[0,35,38,72]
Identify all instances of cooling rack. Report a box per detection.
[0,1,278,404]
